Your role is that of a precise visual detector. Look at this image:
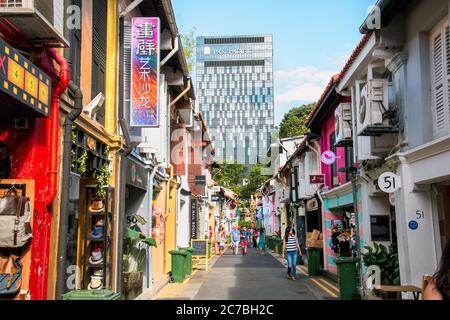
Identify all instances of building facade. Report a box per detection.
[196,35,274,165]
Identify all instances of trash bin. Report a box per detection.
[336,256,358,300]
[62,290,121,300]
[169,250,187,283]
[179,247,194,276]
[207,241,211,258]
[307,248,322,276]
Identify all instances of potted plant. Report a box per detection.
[122,215,157,300]
[362,243,401,298]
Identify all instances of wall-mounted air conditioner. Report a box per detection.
[335,103,352,146]
[0,0,68,47]
[357,79,393,136]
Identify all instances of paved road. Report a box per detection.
[193,246,338,300]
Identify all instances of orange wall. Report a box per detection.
[152,185,167,282]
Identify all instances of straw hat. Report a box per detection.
[89,198,105,213]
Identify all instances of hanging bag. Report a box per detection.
[0,188,32,248]
[0,255,22,296]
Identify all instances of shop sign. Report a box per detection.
[126,160,148,190]
[306,198,319,212]
[130,17,160,127]
[309,175,325,184]
[195,175,206,186]
[190,198,198,239]
[0,38,51,117]
[378,172,401,193]
[321,150,336,165]
[211,193,220,202]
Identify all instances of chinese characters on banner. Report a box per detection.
[130,17,160,127]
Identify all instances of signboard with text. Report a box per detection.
[190,198,198,239]
[130,17,160,127]
[0,38,51,117]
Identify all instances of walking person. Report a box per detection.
[282,228,302,280]
[241,227,248,255]
[218,227,226,256]
[258,228,266,255]
[253,228,259,248]
[424,239,450,300]
[231,226,241,255]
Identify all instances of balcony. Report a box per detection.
[0,0,68,47]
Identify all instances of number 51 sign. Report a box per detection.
[378,172,402,193]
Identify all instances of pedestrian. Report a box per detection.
[253,228,259,248]
[231,226,241,255]
[218,227,226,256]
[282,228,302,280]
[241,227,248,255]
[424,239,450,300]
[258,228,266,255]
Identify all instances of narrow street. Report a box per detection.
[156,247,339,300]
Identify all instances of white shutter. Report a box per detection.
[431,19,450,138]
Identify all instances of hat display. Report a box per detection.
[88,276,103,290]
[89,250,103,265]
[93,269,103,277]
[89,198,105,213]
[91,226,104,239]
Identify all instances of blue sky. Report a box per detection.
[172,0,375,125]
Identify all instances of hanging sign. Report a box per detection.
[310,175,325,184]
[190,198,198,239]
[0,38,51,117]
[408,220,418,231]
[130,17,160,127]
[378,172,401,193]
[321,150,336,165]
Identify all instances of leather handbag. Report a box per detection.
[0,188,32,248]
[0,255,22,296]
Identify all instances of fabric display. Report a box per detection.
[0,188,32,248]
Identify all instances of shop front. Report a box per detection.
[321,182,362,275]
[0,37,64,300]
[121,156,149,300]
[57,124,119,296]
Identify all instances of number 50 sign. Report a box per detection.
[378,172,402,193]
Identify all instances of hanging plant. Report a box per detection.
[77,149,88,176]
[71,149,77,172]
[94,162,111,199]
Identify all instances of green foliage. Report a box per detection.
[94,163,111,199]
[181,28,196,73]
[212,162,270,201]
[362,243,401,285]
[77,150,88,176]
[279,103,315,139]
[240,164,269,199]
[238,220,252,229]
[123,215,156,273]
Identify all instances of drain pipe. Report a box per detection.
[55,81,83,299]
[161,36,179,67]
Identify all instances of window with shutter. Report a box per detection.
[431,19,450,139]
[91,0,107,125]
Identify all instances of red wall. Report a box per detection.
[0,102,53,300]
[319,97,351,189]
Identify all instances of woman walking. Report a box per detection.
[282,228,302,280]
[424,239,450,300]
[258,228,266,255]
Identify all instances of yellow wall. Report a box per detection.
[164,182,178,274]
[152,184,167,282]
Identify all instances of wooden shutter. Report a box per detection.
[431,19,450,138]
[91,0,107,99]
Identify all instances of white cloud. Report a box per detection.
[274,66,337,104]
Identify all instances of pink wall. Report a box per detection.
[319,97,351,189]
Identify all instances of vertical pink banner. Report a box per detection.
[130,17,160,127]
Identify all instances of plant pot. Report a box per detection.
[121,272,143,300]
